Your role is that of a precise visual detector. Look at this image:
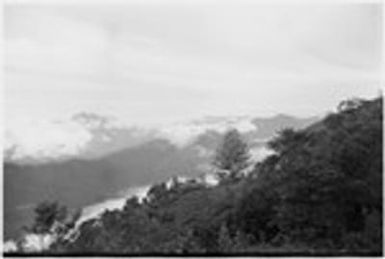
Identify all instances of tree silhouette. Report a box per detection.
[213,129,250,178]
[31,201,67,235]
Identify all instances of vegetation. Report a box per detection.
[213,128,250,178]
[12,97,383,255]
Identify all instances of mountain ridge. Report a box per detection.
[5,113,318,164]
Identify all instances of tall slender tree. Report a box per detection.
[213,129,250,178]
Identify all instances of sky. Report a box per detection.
[4,2,383,127]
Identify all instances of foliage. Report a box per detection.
[213,129,250,177]
[21,97,382,255]
[28,201,68,235]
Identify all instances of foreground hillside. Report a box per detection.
[4,115,314,241]
[7,97,383,255]
[4,140,206,240]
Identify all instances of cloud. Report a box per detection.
[3,233,55,253]
[3,240,18,252]
[5,118,93,161]
[4,4,382,161]
[77,185,150,227]
[156,117,257,147]
[4,4,382,127]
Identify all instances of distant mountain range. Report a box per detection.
[4,113,318,240]
[5,112,318,163]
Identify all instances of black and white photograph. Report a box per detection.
[2,0,383,256]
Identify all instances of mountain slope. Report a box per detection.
[4,139,205,240]
[37,96,382,255]
[3,114,317,241]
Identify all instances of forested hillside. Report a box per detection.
[4,114,313,241]
[9,97,383,255]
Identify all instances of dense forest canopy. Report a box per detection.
[8,96,383,255]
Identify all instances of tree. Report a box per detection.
[217,224,251,253]
[235,186,278,242]
[31,201,67,235]
[213,129,250,178]
[21,201,84,253]
[19,201,69,252]
[268,128,306,155]
[217,224,235,252]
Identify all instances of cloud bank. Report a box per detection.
[5,4,382,127]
